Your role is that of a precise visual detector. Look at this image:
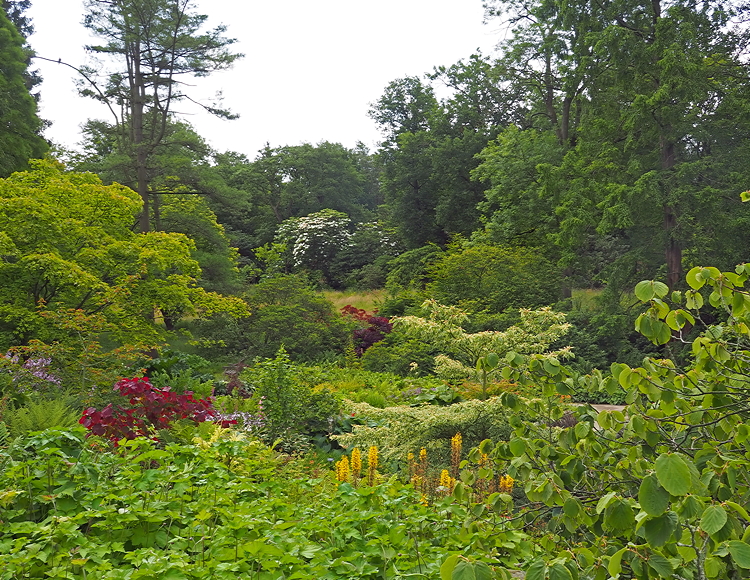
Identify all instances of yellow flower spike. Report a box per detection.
[450,432,462,477]
[367,445,378,486]
[351,447,362,478]
[439,469,451,489]
[419,447,427,463]
[419,494,429,506]
[335,456,350,483]
[367,445,378,470]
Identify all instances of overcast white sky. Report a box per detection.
[27,0,501,160]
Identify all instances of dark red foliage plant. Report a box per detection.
[341,305,393,356]
[79,377,234,442]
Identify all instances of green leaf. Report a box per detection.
[452,561,476,580]
[474,562,492,580]
[725,501,750,522]
[604,498,635,532]
[441,555,460,580]
[728,541,750,568]
[509,438,526,456]
[525,559,547,580]
[643,511,678,547]
[639,474,670,516]
[704,556,722,578]
[485,353,499,368]
[563,498,580,517]
[655,454,691,496]
[608,547,628,576]
[549,562,573,580]
[701,505,728,535]
[741,190,750,202]
[596,491,617,514]
[635,280,668,301]
[647,553,674,577]
[686,267,706,290]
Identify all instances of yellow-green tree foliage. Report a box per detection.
[0,160,247,349]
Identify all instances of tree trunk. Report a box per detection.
[660,136,680,289]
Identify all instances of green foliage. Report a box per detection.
[393,300,571,385]
[2,396,80,438]
[240,348,340,447]
[0,7,47,177]
[0,427,530,578]
[360,334,439,376]
[478,261,750,578]
[193,275,349,362]
[384,244,443,293]
[428,243,561,315]
[335,398,512,468]
[0,161,247,350]
[297,363,448,404]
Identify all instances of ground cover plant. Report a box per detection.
[0,426,532,579]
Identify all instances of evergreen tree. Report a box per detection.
[0,6,47,177]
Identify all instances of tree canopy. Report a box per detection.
[0,160,246,349]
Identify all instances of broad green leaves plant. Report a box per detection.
[0,427,523,579]
[481,262,750,579]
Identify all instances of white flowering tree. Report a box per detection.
[393,300,572,397]
[273,209,351,282]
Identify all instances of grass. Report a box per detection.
[321,289,387,313]
[570,288,603,312]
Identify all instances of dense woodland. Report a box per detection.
[3,0,750,579]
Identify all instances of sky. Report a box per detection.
[26,0,502,160]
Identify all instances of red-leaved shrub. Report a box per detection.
[80,377,233,441]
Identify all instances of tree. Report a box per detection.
[73,119,242,296]
[393,299,571,396]
[428,242,561,317]
[80,0,242,232]
[0,6,46,177]
[371,58,522,247]
[192,275,349,361]
[274,209,352,285]
[0,160,246,350]
[479,0,750,290]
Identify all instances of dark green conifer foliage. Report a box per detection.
[0,6,47,177]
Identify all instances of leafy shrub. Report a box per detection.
[427,242,560,314]
[192,274,350,361]
[298,363,447,404]
[360,335,438,376]
[341,305,393,355]
[0,428,532,577]
[142,349,217,398]
[478,263,750,578]
[238,349,341,451]
[334,398,513,468]
[79,377,226,441]
[392,300,571,393]
[384,244,443,292]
